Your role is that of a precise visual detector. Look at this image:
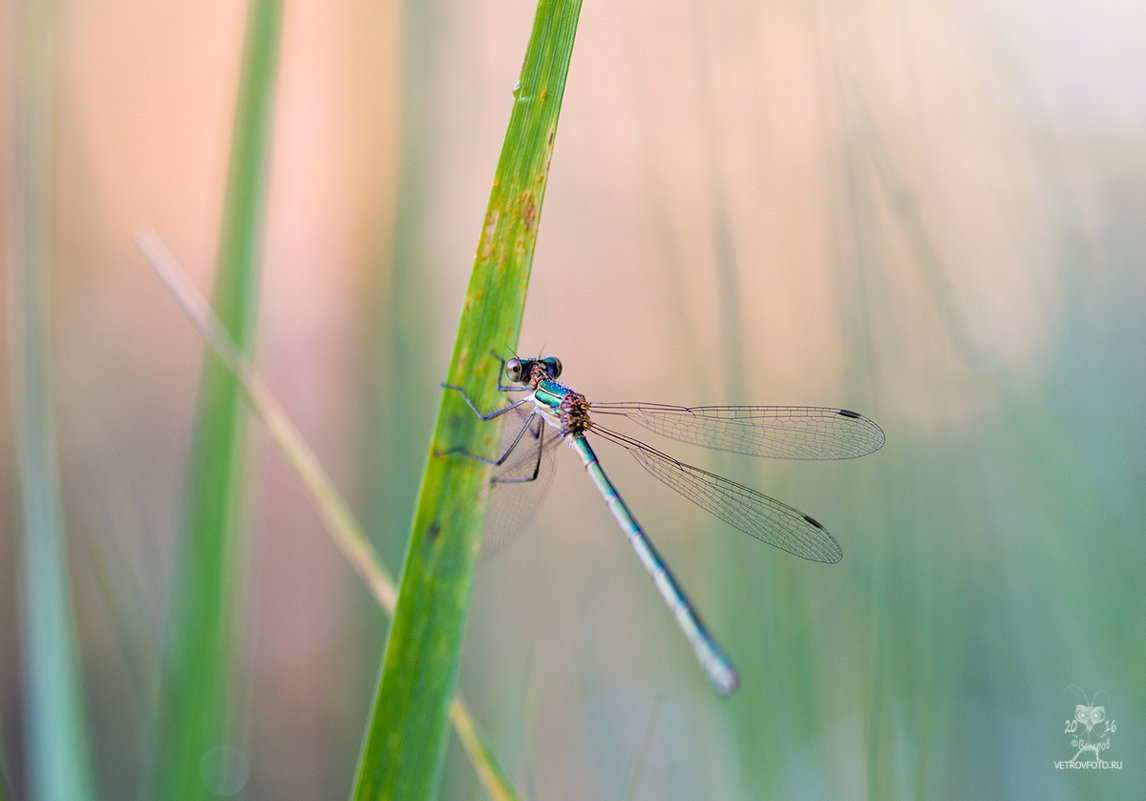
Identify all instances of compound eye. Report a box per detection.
[505,358,525,382]
[541,356,562,378]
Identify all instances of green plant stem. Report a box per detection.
[7,0,98,799]
[350,2,583,799]
[150,2,283,799]
[137,228,522,801]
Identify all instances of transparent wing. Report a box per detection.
[482,409,562,558]
[593,426,843,563]
[590,402,885,460]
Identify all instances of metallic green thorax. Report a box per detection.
[532,377,592,436]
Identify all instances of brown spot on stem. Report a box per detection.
[520,192,537,234]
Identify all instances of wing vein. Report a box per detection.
[592,425,843,563]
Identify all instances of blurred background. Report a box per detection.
[2,0,1145,798]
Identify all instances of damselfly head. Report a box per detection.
[506,355,562,384]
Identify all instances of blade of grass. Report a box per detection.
[6,0,99,798]
[149,2,283,800]
[135,230,523,801]
[351,2,583,799]
[366,0,435,579]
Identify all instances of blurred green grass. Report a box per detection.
[3,1,1145,800]
[148,3,282,800]
[7,0,98,798]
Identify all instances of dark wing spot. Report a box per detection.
[802,514,825,530]
[837,409,861,419]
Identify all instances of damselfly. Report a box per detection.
[441,355,884,694]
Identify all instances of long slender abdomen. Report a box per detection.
[567,434,740,694]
